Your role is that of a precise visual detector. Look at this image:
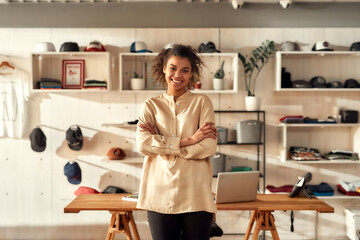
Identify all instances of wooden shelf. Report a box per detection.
[102,123,137,129]
[101,157,143,164]
[274,51,360,91]
[31,52,111,92]
[119,52,239,93]
[285,160,360,164]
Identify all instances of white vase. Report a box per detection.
[245,96,261,111]
[130,78,145,90]
[213,78,224,90]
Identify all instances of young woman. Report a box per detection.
[135,44,218,240]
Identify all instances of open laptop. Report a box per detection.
[215,171,260,204]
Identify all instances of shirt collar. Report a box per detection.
[163,90,192,101]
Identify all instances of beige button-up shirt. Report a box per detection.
[136,91,217,214]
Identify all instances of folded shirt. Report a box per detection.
[308,182,334,196]
[40,78,61,84]
[337,184,360,196]
[85,80,107,84]
[340,180,360,192]
[266,185,294,193]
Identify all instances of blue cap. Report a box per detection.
[64,162,82,185]
[130,41,152,53]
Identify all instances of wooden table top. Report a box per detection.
[64,193,334,214]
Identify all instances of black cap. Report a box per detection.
[198,42,221,53]
[60,42,80,52]
[66,125,83,151]
[102,186,127,194]
[326,81,343,88]
[29,127,46,152]
[310,76,326,88]
[350,42,360,51]
[344,79,360,88]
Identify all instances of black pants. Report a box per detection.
[147,211,213,240]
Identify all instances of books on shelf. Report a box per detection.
[121,193,139,202]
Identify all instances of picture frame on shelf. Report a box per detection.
[62,59,85,89]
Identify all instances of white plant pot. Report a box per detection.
[130,78,145,90]
[245,96,261,111]
[213,78,224,90]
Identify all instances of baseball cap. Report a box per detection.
[344,79,360,88]
[107,147,126,160]
[291,80,312,88]
[310,76,327,88]
[29,127,46,152]
[34,42,56,53]
[130,41,152,53]
[326,81,343,88]
[60,42,80,52]
[84,40,106,52]
[66,125,83,151]
[312,41,334,51]
[102,186,127,194]
[280,41,300,51]
[198,42,221,53]
[74,186,100,196]
[350,42,360,51]
[64,161,82,185]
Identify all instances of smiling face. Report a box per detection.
[163,56,193,97]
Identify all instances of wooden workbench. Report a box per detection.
[64,193,334,240]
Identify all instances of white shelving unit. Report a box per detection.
[275,51,360,91]
[101,157,143,164]
[119,52,239,93]
[274,123,360,163]
[31,52,111,92]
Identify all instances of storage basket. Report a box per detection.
[235,120,262,144]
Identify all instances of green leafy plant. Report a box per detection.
[133,72,143,78]
[214,60,225,79]
[238,40,275,96]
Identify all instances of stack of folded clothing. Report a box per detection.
[337,180,360,196]
[266,185,294,193]
[308,182,334,196]
[83,79,107,89]
[289,146,321,161]
[38,78,62,89]
[324,150,359,161]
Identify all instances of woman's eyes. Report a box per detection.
[168,67,189,73]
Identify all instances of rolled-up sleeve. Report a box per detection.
[136,100,181,157]
[179,95,217,159]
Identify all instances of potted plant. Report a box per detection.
[193,77,202,90]
[238,40,275,110]
[213,60,225,90]
[130,72,145,90]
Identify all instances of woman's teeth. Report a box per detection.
[172,79,182,83]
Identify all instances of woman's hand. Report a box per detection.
[180,122,217,147]
[138,122,156,134]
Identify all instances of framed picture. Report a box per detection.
[62,60,85,89]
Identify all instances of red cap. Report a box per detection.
[74,186,100,196]
[84,40,106,52]
[107,147,126,160]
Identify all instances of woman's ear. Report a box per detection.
[163,65,166,74]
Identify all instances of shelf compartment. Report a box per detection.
[275,51,360,91]
[31,52,111,92]
[119,53,239,93]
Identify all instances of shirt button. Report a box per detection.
[169,145,173,149]
[176,102,180,106]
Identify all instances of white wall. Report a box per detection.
[0,28,359,240]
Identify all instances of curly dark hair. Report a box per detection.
[152,44,204,89]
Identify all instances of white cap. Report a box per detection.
[34,42,56,53]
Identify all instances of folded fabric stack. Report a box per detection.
[38,78,62,89]
[289,146,321,161]
[266,185,294,193]
[83,79,107,89]
[308,182,334,196]
[337,180,360,196]
[324,150,359,161]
